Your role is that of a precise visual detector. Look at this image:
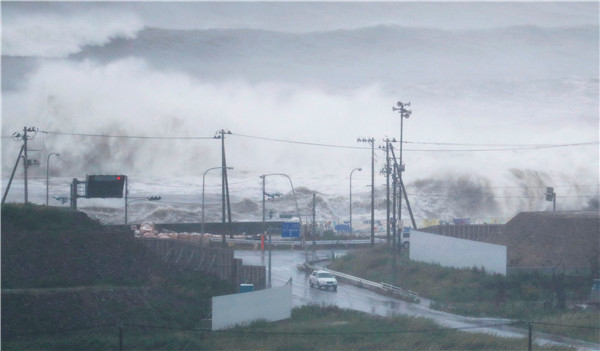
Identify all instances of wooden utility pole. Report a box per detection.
[215,129,232,244]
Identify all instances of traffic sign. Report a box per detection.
[281,222,300,237]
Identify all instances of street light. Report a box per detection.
[357,137,375,247]
[260,173,302,288]
[349,167,362,235]
[203,166,233,235]
[46,153,60,206]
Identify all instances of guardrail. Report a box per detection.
[298,263,419,303]
[381,282,419,299]
[208,238,385,246]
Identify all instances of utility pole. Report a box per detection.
[23,127,29,203]
[312,193,316,238]
[389,144,418,231]
[400,177,418,229]
[215,129,232,244]
[357,137,375,247]
[385,140,390,244]
[391,147,399,284]
[260,175,270,286]
[380,138,395,244]
[393,101,412,235]
[8,127,38,204]
[2,145,25,204]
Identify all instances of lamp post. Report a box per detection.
[357,137,375,247]
[260,173,302,288]
[203,166,233,235]
[46,152,60,206]
[349,167,362,235]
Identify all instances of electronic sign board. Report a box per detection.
[86,175,126,198]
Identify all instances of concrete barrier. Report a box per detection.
[212,284,292,330]
[410,230,507,275]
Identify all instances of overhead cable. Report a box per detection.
[26,130,600,152]
[40,130,215,140]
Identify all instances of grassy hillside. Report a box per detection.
[2,203,168,288]
[3,305,573,351]
[329,246,599,343]
[1,203,234,339]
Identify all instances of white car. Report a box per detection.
[309,270,337,291]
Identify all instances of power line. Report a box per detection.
[405,193,598,199]
[16,130,599,152]
[40,130,215,140]
[405,140,595,147]
[233,132,368,150]
[404,142,599,152]
[233,133,599,152]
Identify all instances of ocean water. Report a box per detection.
[2,2,598,225]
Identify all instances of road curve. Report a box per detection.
[235,249,599,351]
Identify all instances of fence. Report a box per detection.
[419,224,503,243]
[139,238,266,289]
[298,263,418,302]
[209,237,384,248]
[7,319,596,351]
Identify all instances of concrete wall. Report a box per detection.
[212,284,292,330]
[410,230,507,275]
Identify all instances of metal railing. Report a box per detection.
[208,237,385,246]
[301,264,419,302]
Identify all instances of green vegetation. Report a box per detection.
[2,203,165,288]
[1,204,593,349]
[329,246,600,343]
[2,203,235,341]
[3,305,573,350]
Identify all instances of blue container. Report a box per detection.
[240,284,254,293]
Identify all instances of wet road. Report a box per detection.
[235,249,600,351]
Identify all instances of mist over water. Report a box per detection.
[2,2,598,223]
